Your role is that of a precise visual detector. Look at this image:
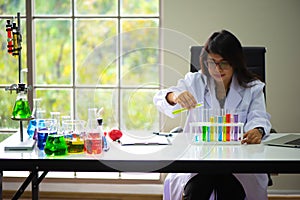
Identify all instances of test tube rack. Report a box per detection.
[190,121,244,144]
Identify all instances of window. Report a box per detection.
[1,0,161,181]
[1,0,160,131]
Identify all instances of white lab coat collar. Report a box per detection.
[203,73,243,110]
[224,73,243,110]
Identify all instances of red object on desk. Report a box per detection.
[108,129,123,141]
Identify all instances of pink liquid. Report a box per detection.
[84,132,102,154]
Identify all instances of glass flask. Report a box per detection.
[84,108,102,154]
[50,111,61,132]
[62,119,86,154]
[44,134,68,156]
[36,119,58,150]
[12,83,32,120]
[27,98,42,138]
[32,110,46,140]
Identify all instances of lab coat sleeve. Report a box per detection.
[244,81,271,135]
[153,72,197,118]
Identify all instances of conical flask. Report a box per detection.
[32,98,42,119]
[12,83,32,120]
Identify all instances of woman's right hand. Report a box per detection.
[167,91,197,109]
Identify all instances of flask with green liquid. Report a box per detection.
[12,83,32,120]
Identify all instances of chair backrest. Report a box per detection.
[190,46,266,95]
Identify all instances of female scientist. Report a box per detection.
[153,30,271,200]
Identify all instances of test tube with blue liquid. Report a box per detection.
[218,116,223,141]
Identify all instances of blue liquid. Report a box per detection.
[37,131,57,150]
[34,119,45,140]
[27,119,36,138]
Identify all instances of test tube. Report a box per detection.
[6,20,13,54]
[233,114,239,141]
[226,114,231,141]
[218,116,223,141]
[192,125,200,143]
[210,116,215,141]
[202,125,207,142]
[222,115,227,141]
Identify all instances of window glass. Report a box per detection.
[35,19,72,85]
[34,0,71,15]
[0,0,25,15]
[0,90,19,129]
[121,0,159,16]
[121,19,159,86]
[75,0,117,16]
[36,89,72,118]
[75,19,117,85]
[75,89,117,129]
[121,89,159,131]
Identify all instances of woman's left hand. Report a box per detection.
[241,129,263,144]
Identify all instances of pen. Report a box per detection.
[172,103,203,115]
[153,132,173,137]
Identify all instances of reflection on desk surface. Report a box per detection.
[0,132,299,161]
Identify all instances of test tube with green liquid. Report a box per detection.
[202,125,207,142]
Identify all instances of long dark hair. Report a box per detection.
[200,30,257,87]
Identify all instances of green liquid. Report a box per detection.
[202,126,207,141]
[12,99,32,119]
[44,135,68,156]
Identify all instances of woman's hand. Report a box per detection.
[241,129,263,144]
[166,91,197,109]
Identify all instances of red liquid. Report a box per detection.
[226,114,231,141]
[84,132,102,154]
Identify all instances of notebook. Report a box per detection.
[263,134,300,148]
[119,134,171,146]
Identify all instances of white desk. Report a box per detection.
[0,132,299,199]
[0,132,299,172]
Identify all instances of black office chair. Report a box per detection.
[189,46,274,186]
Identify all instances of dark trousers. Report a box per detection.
[183,174,246,200]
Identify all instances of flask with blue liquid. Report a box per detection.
[27,98,43,139]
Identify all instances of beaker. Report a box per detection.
[85,108,102,154]
[44,134,67,156]
[62,120,86,153]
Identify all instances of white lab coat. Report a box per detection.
[153,71,271,200]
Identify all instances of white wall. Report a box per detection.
[161,0,300,194]
[161,0,300,133]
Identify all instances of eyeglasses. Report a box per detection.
[205,60,231,70]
